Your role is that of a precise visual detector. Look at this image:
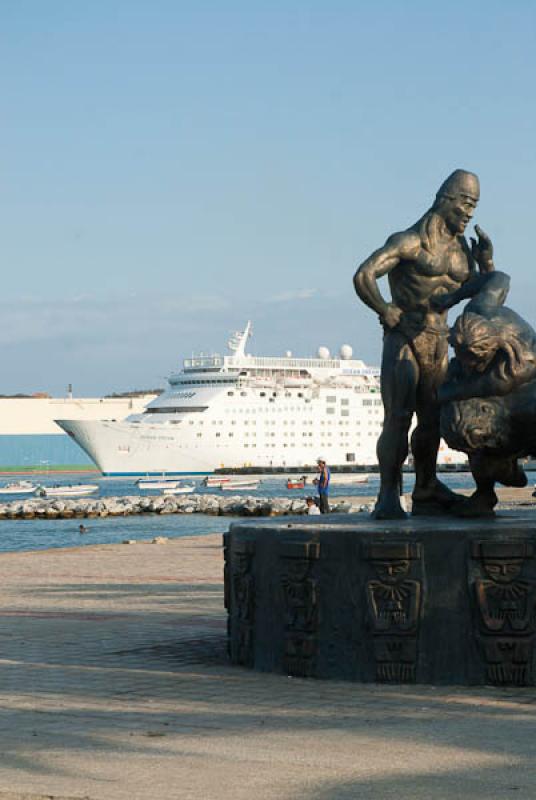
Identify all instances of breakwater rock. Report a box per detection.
[0,494,361,521]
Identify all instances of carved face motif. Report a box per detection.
[483,560,523,584]
[286,559,310,583]
[374,559,410,584]
[442,193,478,235]
[234,553,252,575]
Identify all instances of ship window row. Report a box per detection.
[177,379,236,385]
[146,406,208,414]
[226,390,371,401]
[184,418,357,427]
[224,406,365,414]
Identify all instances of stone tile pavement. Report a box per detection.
[0,534,534,799]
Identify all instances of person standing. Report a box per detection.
[314,458,330,514]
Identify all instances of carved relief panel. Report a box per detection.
[363,542,423,683]
[230,539,256,667]
[223,532,232,657]
[470,540,536,686]
[280,540,320,678]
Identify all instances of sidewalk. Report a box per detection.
[0,534,534,799]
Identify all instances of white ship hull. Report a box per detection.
[57,417,380,476]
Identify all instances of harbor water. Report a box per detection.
[0,472,479,554]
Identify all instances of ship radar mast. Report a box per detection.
[228,321,252,358]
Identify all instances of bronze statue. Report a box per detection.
[440,271,536,516]
[354,169,494,518]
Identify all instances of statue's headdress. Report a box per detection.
[436,170,480,202]
[421,170,480,253]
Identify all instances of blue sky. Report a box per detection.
[1,1,535,394]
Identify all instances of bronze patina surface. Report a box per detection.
[439,271,536,515]
[354,170,495,518]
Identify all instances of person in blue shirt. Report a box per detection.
[314,458,330,514]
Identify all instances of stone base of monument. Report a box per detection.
[224,512,536,686]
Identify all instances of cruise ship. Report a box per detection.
[57,323,465,476]
[56,323,391,476]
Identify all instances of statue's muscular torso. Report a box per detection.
[388,228,474,317]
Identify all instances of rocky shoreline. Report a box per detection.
[0,493,362,520]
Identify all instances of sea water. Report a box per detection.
[0,472,476,554]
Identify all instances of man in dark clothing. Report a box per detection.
[314,458,330,513]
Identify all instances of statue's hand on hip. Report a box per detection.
[471,225,494,273]
[380,303,403,330]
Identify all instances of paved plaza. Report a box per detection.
[0,531,534,799]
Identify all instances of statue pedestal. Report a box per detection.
[225,512,536,686]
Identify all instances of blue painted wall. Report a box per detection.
[0,435,93,468]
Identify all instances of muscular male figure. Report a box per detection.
[354,170,494,518]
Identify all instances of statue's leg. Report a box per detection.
[411,333,459,514]
[372,332,417,520]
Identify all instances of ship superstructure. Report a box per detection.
[57,323,389,476]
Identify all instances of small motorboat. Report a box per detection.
[221,479,261,491]
[37,484,99,498]
[0,480,37,495]
[329,474,369,485]
[202,475,232,487]
[137,477,181,490]
[287,476,307,490]
[162,483,196,495]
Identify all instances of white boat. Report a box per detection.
[329,474,370,485]
[0,480,37,495]
[137,477,181,490]
[203,476,232,487]
[221,479,260,491]
[54,322,469,477]
[37,484,99,497]
[162,484,196,495]
[207,476,262,489]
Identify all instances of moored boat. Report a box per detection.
[221,479,261,491]
[137,477,181,490]
[37,484,99,497]
[0,480,37,495]
[286,476,307,489]
[329,474,369,485]
[203,476,231,487]
[162,484,196,495]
